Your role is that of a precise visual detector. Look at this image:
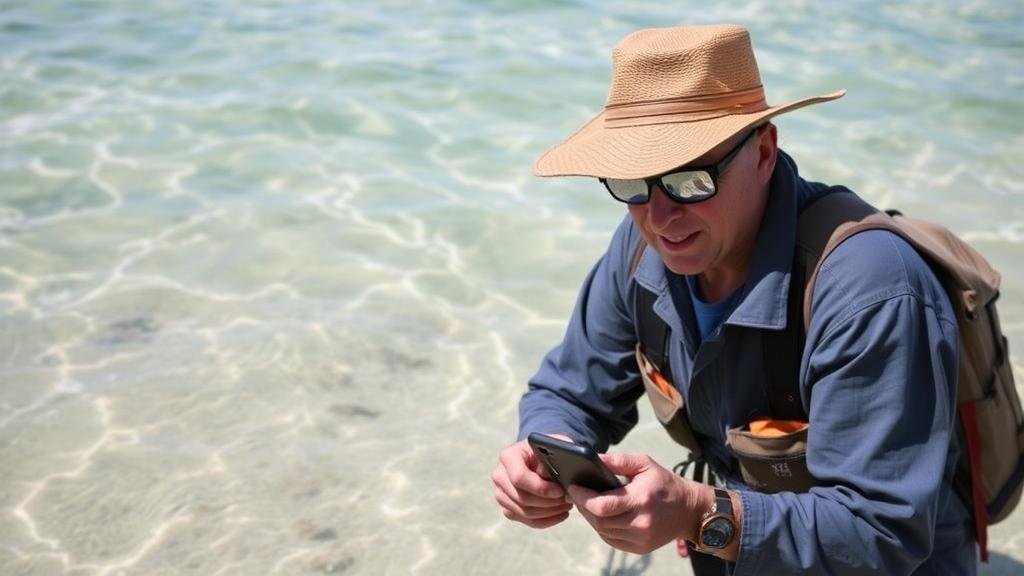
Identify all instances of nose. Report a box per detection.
[646,184,684,232]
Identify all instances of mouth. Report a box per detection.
[659,231,699,250]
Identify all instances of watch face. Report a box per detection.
[700,517,734,549]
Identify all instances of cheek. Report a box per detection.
[626,204,645,222]
[627,205,655,241]
[703,203,733,238]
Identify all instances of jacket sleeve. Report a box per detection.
[733,231,965,575]
[516,216,646,451]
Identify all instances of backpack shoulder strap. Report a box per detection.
[795,190,887,329]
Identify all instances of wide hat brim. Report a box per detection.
[533,90,846,180]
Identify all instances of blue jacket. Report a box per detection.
[517,152,976,574]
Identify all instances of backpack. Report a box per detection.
[632,190,1024,562]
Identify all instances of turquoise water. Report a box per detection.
[2,1,1023,574]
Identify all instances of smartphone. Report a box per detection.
[527,433,623,492]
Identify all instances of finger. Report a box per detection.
[500,450,565,500]
[494,485,572,517]
[493,480,574,515]
[495,487,573,522]
[493,473,572,509]
[492,463,567,510]
[570,487,634,519]
[497,500,570,528]
[566,484,598,504]
[516,489,575,509]
[599,452,652,477]
[518,510,571,530]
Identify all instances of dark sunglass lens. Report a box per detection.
[661,171,715,201]
[605,178,649,203]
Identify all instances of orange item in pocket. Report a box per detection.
[649,369,674,397]
[748,417,808,437]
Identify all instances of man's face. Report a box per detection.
[627,125,777,298]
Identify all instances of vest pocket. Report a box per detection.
[636,346,702,454]
[726,424,815,493]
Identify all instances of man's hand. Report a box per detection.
[567,452,710,555]
[492,438,574,528]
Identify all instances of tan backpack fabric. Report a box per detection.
[633,191,1024,562]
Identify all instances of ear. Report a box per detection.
[755,123,778,187]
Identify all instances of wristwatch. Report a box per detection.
[696,488,737,551]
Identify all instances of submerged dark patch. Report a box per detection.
[329,404,380,419]
[97,317,158,345]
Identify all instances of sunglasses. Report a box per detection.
[600,128,758,205]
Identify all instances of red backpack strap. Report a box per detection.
[958,404,990,561]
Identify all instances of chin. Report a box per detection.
[659,255,708,277]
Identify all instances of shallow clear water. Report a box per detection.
[2,1,1023,574]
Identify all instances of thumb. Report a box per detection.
[599,452,652,477]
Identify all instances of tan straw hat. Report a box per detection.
[533,24,845,179]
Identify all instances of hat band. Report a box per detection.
[603,86,767,128]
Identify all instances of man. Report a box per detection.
[491,24,976,575]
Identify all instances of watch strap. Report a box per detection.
[712,488,732,517]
